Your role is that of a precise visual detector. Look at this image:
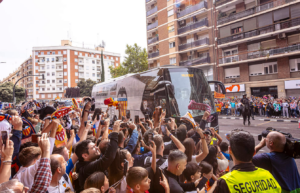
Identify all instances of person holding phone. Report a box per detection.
[0,135,14,184]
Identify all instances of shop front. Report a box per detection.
[285,80,300,97]
[224,84,246,98]
[250,86,278,98]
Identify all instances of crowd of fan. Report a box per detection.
[216,95,300,118]
[0,97,299,193]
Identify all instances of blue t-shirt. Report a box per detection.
[222,152,231,160]
[253,152,300,192]
[230,102,236,108]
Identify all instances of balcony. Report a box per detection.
[178,18,208,35]
[38,60,45,64]
[215,0,233,7]
[79,74,85,79]
[177,1,207,18]
[147,20,158,31]
[79,60,84,64]
[79,68,84,72]
[179,38,209,51]
[56,68,63,71]
[179,54,210,66]
[147,6,157,17]
[219,43,300,65]
[148,51,159,59]
[56,82,63,86]
[146,0,151,2]
[218,17,300,45]
[217,0,286,25]
[56,74,63,78]
[148,35,159,44]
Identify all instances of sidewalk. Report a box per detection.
[220,115,299,123]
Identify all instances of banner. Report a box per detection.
[214,92,225,98]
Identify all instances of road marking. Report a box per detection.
[256,121,271,126]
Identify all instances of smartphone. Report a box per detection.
[32,134,42,143]
[197,177,208,189]
[126,110,130,119]
[84,121,87,127]
[135,115,139,124]
[161,125,167,135]
[122,116,125,121]
[1,131,8,146]
[148,133,154,144]
[100,120,105,125]
[164,118,171,123]
[123,159,129,176]
[145,114,149,120]
[120,123,128,128]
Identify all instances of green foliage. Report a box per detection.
[77,79,97,97]
[0,82,25,103]
[109,43,148,78]
[101,51,105,82]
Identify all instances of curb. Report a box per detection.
[221,117,298,123]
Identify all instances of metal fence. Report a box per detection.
[148,51,159,59]
[147,6,157,17]
[148,36,159,44]
[177,1,207,18]
[179,55,210,66]
[178,18,208,34]
[178,38,209,51]
[147,20,158,31]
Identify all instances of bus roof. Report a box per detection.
[93,65,197,87]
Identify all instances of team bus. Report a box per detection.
[92,66,226,130]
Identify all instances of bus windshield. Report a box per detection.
[165,68,215,117]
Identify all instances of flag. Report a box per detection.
[188,100,211,113]
[214,92,225,99]
[0,114,12,122]
[21,118,36,144]
[55,124,67,147]
[51,107,73,119]
[92,124,96,136]
[180,112,196,128]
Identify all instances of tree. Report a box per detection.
[65,87,80,98]
[0,82,25,104]
[101,50,105,82]
[109,43,148,78]
[77,79,97,97]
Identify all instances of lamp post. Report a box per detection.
[13,74,44,105]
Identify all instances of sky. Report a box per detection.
[0,0,147,80]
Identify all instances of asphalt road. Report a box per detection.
[218,118,300,173]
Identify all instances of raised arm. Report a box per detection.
[166,118,185,153]
[149,141,157,174]
[210,127,222,146]
[0,138,14,183]
[78,101,91,138]
[195,128,208,163]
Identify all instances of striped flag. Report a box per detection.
[55,124,67,147]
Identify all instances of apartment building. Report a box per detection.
[32,40,120,101]
[145,0,216,81]
[215,0,300,97]
[1,40,121,102]
[1,58,33,89]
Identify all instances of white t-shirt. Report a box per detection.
[47,175,74,193]
[190,155,199,164]
[49,137,55,154]
[13,160,40,190]
[217,159,229,171]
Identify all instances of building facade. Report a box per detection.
[1,40,121,101]
[215,0,300,97]
[145,0,216,81]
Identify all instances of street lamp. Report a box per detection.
[13,74,44,105]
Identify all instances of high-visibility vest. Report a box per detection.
[221,167,281,193]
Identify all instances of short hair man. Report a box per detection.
[47,154,74,192]
[253,131,300,192]
[214,129,281,193]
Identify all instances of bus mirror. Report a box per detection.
[207,81,226,94]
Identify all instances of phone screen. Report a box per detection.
[1,131,8,146]
[122,116,125,121]
[123,159,129,176]
[126,110,130,119]
[135,115,139,124]
[145,114,149,120]
[161,125,166,135]
[148,133,153,144]
[32,134,42,143]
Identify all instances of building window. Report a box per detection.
[52,87,55,91]
[52,65,55,69]
[58,51,61,54]
[86,53,89,56]
[168,25,175,33]
[52,80,55,83]
[225,67,240,79]
[42,88,45,91]
[75,79,78,83]
[48,94,52,98]
[63,51,67,55]
[35,52,39,55]
[47,73,50,76]
[92,73,95,77]
[52,58,54,62]
[75,65,78,69]
[52,51,55,55]
[64,72,67,76]
[116,57,118,61]
[92,66,95,70]
[59,93,62,97]
[289,58,300,72]
[86,72,89,77]
[36,66,39,70]
[47,80,50,83]
[168,9,174,17]
[58,80,62,83]
[47,52,50,55]
[264,62,278,74]
[91,54,94,58]
[75,72,78,76]
[47,88,50,91]
[41,94,45,98]
[169,42,175,48]
[41,52,44,55]
[42,80,45,84]
[35,59,39,63]
[64,79,67,83]
[64,65,67,69]
[86,66,89,70]
[36,81,39,84]
[79,53,82,56]
[52,72,55,76]
[75,51,78,55]
[75,58,78,62]
[170,57,176,64]
[231,27,243,34]
[47,58,50,62]
[64,58,67,62]
[92,60,95,64]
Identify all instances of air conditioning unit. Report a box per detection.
[291,68,296,71]
[278,33,286,39]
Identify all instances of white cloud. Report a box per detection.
[0,0,147,80]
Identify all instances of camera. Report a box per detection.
[258,127,300,159]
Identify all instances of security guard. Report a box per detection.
[214,129,281,193]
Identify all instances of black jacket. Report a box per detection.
[75,132,119,192]
[163,168,196,193]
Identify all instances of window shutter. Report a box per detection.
[261,39,276,49]
[273,7,289,22]
[246,1,256,9]
[224,67,240,78]
[249,64,264,75]
[291,3,300,19]
[258,12,272,27]
[219,25,231,38]
[289,59,296,71]
[231,21,244,29]
[288,34,300,45]
[244,17,257,32]
[248,43,260,51]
